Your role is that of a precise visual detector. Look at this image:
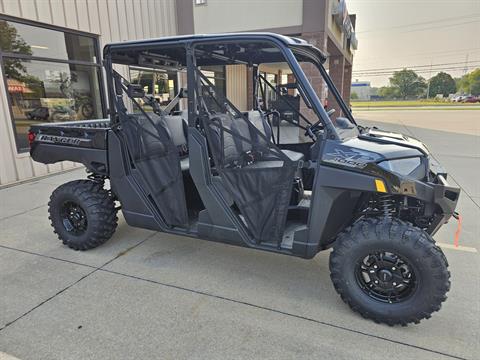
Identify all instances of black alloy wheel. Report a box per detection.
[354,251,417,304]
[60,201,88,235]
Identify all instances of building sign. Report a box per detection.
[7,79,32,94]
[332,0,356,41]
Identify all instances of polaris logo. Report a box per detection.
[37,134,84,146]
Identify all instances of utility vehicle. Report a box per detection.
[29,33,460,325]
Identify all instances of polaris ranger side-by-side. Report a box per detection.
[29,33,460,325]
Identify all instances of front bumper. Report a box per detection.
[425,173,460,235]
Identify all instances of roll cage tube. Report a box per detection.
[187,38,340,141]
[281,45,340,140]
[290,45,357,126]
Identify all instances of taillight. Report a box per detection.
[28,131,36,146]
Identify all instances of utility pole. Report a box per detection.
[426,60,433,99]
[463,54,469,95]
[463,54,469,76]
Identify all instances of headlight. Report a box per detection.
[378,157,425,178]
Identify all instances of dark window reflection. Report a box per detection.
[5,59,102,151]
[0,20,96,62]
[0,18,102,152]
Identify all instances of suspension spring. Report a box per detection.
[378,195,396,217]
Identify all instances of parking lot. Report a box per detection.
[0,110,478,360]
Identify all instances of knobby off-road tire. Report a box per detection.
[48,180,118,250]
[329,217,450,326]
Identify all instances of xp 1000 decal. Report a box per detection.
[322,144,379,169]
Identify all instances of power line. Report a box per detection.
[401,19,480,34]
[353,64,480,75]
[353,65,480,77]
[354,67,479,76]
[355,47,480,64]
[356,14,480,34]
[353,61,480,74]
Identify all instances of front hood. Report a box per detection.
[321,128,428,171]
[359,128,429,156]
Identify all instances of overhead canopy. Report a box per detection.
[105,32,327,68]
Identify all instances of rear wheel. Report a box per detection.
[329,217,450,325]
[48,180,118,250]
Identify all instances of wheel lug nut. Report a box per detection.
[374,280,379,284]
[392,267,396,271]
[373,265,378,269]
[369,270,375,273]
[393,282,397,286]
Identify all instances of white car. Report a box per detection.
[452,95,467,102]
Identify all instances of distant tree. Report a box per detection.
[350,91,358,100]
[378,86,400,99]
[389,69,427,99]
[428,72,456,97]
[457,68,480,95]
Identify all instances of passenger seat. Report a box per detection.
[146,112,190,171]
[247,110,304,162]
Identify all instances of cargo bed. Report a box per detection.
[29,119,111,175]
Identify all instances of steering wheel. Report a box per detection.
[305,108,335,139]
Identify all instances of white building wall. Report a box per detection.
[226,65,247,111]
[193,0,303,34]
[0,0,177,185]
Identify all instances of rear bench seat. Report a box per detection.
[133,110,303,173]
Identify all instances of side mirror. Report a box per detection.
[335,117,354,129]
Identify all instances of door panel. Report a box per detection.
[119,112,188,227]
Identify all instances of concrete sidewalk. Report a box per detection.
[0,111,478,360]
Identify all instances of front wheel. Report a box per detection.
[329,217,450,326]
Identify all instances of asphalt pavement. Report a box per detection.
[0,110,478,360]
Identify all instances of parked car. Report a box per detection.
[452,95,466,102]
[25,106,49,121]
[462,95,479,103]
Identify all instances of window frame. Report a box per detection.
[0,14,107,153]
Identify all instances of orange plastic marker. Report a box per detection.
[453,213,462,248]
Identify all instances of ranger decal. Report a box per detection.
[36,134,86,146]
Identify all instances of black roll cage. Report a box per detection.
[104,33,355,140]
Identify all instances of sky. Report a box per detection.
[347,0,480,87]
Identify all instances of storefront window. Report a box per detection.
[0,19,97,62]
[0,18,103,153]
